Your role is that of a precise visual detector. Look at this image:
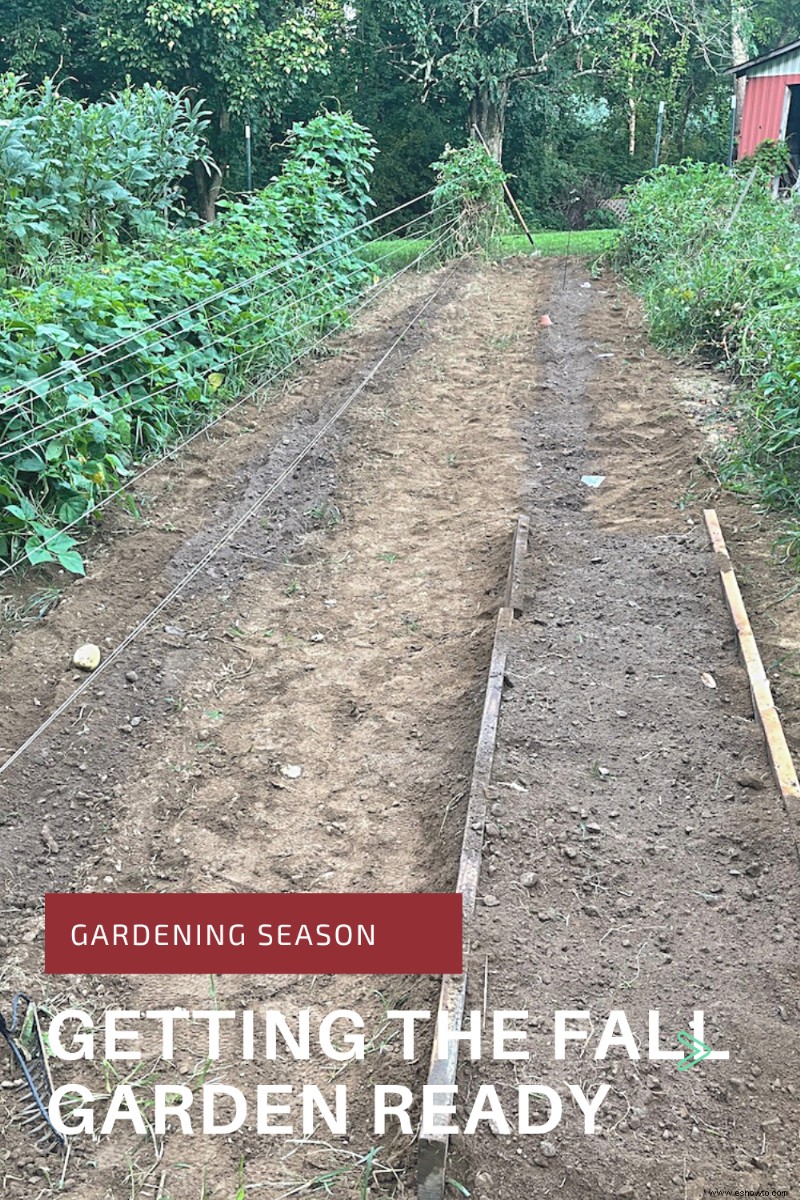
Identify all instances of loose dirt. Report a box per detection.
[1,256,798,1200]
[0,258,542,1198]
[455,268,800,1199]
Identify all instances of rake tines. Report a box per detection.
[0,993,65,1152]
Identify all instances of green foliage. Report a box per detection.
[0,111,377,573]
[392,0,594,106]
[506,92,636,231]
[321,3,462,224]
[270,111,376,243]
[0,0,100,87]
[337,0,738,231]
[0,0,343,214]
[584,207,622,230]
[0,75,213,270]
[96,0,335,115]
[617,160,800,513]
[430,142,510,257]
[85,0,341,210]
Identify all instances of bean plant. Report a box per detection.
[0,109,377,573]
[430,141,511,258]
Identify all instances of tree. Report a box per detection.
[386,0,599,163]
[0,0,107,96]
[580,0,730,162]
[42,0,343,219]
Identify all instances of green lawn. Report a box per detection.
[501,229,620,256]
[362,237,434,274]
[362,227,620,275]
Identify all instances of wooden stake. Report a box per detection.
[471,125,536,248]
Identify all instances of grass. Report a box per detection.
[1,585,62,627]
[362,227,620,273]
[500,229,620,256]
[361,236,432,273]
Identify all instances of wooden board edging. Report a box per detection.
[504,513,530,615]
[417,516,529,1200]
[704,508,800,848]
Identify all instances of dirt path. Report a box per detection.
[1,256,798,1200]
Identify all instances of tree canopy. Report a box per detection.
[0,0,794,226]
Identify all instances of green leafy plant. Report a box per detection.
[617,158,800,519]
[0,108,377,573]
[0,74,214,271]
[430,141,510,258]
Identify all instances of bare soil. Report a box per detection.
[0,256,798,1200]
[455,268,800,1199]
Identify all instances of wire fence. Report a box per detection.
[0,248,458,775]
[0,187,437,407]
[0,207,442,458]
[0,223,455,579]
[0,205,437,439]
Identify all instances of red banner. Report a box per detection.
[45,892,462,975]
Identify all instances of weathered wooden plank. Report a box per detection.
[504,514,530,616]
[704,508,800,847]
[417,604,515,1200]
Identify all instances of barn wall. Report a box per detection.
[739,73,800,158]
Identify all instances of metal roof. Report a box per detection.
[730,38,800,77]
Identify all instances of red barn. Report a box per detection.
[733,38,800,184]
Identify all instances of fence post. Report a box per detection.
[726,93,737,168]
[654,100,666,168]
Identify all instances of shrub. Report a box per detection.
[616,160,800,511]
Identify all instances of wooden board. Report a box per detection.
[504,513,530,616]
[704,509,800,852]
[418,514,529,1200]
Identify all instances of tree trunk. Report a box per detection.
[731,0,749,141]
[469,82,508,163]
[628,85,637,158]
[193,160,223,223]
[676,87,694,159]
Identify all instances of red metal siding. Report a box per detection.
[739,73,800,157]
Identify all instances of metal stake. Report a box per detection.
[654,100,666,168]
[245,121,253,192]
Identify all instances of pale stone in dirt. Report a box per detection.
[72,643,101,671]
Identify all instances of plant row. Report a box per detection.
[616,157,800,513]
[0,112,378,573]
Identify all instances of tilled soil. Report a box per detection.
[1,256,799,1200]
[0,259,544,1199]
[457,270,800,1199]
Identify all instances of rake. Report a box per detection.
[0,993,66,1151]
